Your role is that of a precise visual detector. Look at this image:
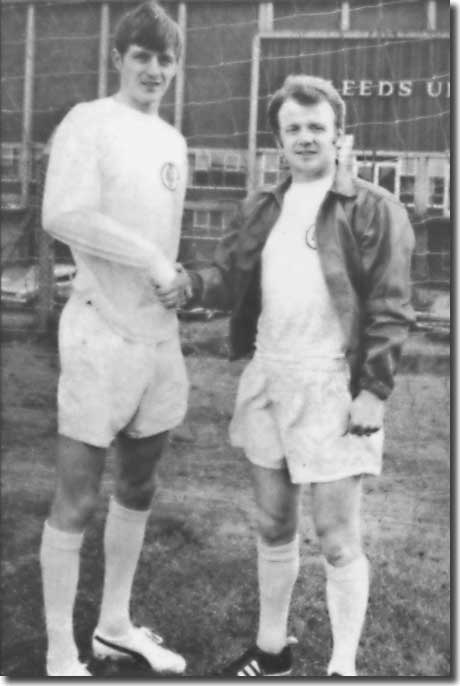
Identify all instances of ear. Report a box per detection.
[112,48,122,72]
[274,131,283,150]
[334,129,346,148]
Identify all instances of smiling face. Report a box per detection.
[113,44,178,114]
[277,97,344,182]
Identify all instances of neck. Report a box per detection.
[291,167,335,183]
[114,90,159,115]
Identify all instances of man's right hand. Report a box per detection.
[155,265,192,309]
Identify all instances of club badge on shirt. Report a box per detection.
[161,162,180,191]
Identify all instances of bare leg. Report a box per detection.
[251,464,301,654]
[97,432,167,636]
[41,436,106,675]
[312,476,368,676]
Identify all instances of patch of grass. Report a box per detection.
[0,333,450,677]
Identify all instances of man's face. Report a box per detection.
[113,44,178,113]
[277,97,343,181]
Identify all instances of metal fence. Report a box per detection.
[1,0,451,336]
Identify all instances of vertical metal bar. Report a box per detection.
[443,155,449,217]
[341,1,351,31]
[248,34,261,192]
[37,141,55,334]
[427,0,437,30]
[174,2,187,131]
[414,155,429,218]
[37,225,55,333]
[20,3,35,208]
[266,3,274,30]
[98,3,110,98]
[258,2,274,32]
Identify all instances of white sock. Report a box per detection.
[325,554,369,677]
[40,520,84,673]
[97,497,150,638]
[256,535,300,654]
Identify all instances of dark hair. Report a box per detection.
[267,75,346,136]
[114,2,183,59]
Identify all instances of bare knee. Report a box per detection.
[50,487,99,531]
[116,473,156,510]
[315,519,362,566]
[115,433,166,510]
[49,437,104,531]
[256,508,298,546]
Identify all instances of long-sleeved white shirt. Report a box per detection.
[43,97,187,342]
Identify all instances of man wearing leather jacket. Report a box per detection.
[159,74,415,677]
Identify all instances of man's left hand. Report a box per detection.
[348,389,385,436]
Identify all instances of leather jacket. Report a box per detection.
[189,164,415,400]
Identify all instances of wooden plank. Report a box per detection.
[174,2,187,131]
[20,3,35,208]
[97,3,110,98]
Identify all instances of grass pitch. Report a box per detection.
[1,320,450,677]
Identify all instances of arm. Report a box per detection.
[185,203,245,310]
[349,197,415,433]
[158,200,245,309]
[42,107,176,287]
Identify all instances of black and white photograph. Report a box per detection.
[1,0,451,678]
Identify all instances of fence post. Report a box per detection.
[36,148,54,334]
[427,0,437,30]
[341,1,351,31]
[248,34,261,192]
[414,155,429,218]
[174,2,187,131]
[20,3,35,209]
[258,2,273,32]
[98,3,110,98]
[413,155,430,288]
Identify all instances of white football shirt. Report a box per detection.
[43,97,187,343]
[256,175,346,360]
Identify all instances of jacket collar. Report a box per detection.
[270,161,358,206]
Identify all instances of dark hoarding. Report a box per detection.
[258,35,450,152]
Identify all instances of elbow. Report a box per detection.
[42,209,80,245]
[42,210,58,237]
[42,212,63,240]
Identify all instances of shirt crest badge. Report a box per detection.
[161,162,180,190]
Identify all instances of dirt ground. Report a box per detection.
[0,319,451,677]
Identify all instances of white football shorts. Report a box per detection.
[229,353,383,484]
[58,295,189,448]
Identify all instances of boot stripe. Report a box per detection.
[93,634,142,660]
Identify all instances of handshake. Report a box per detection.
[154,263,193,310]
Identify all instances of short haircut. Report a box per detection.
[114,2,183,59]
[267,75,346,136]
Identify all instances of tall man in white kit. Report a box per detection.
[40,2,190,677]
[164,75,415,677]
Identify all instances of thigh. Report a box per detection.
[251,463,302,544]
[311,475,362,541]
[125,336,189,440]
[50,435,106,531]
[229,358,284,470]
[58,298,145,448]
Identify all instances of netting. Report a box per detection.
[1,0,450,334]
[0,2,451,624]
